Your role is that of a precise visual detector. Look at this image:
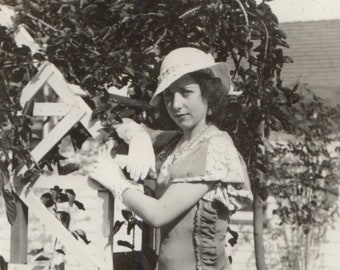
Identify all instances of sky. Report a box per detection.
[257,0,340,22]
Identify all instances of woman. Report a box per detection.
[90,47,253,270]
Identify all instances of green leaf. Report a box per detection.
[65,189,75,206]
[73,229,91,244]
[227,227,239,247]
[55,249,65,255]
[40,193,54,208]
[71,231,78,240]
[274,29,287,39]
[57,163,80,175]
[247,0,257,8]
[83,4,97,15]
[127,218,137,235]
[22,168,40,183]
[68,124,90,151]
[28,248,44,256]
[117,240,134,250]
[56,193,69,203]
[10,67,26,82]
[283,56,294,63]
[122,209,133,221]
[22,100,34,118]
[113,220,124,236]
[50,186,62,203]
[273,37,289,48]
[3,187,17,225]
[0,164,17,225]
[0,162,9,190]
[73,200,85,210]
[35,255,50,261]
[56,211,71,229]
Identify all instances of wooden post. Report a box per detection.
[95,190,114,270]
[10,199,28,264]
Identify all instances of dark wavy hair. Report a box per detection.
[157,68,229,130]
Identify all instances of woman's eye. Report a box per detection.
[181,90,192,97]
[163,92,173,100]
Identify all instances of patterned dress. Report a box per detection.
[152,125,253,270]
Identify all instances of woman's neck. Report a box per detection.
[182,120,208,141]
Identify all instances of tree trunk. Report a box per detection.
[253,194,267,270]
[253,120,267,270]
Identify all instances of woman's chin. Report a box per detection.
[176,122,193,132]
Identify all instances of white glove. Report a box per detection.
[114,118,156,181]
[114,118,146,143]
[89,156,143,201]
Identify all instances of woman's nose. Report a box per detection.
[172,93,183,110]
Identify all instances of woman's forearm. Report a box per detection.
[122,188,164,228]
[121,181,212,228]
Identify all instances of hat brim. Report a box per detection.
[150,62,232,106]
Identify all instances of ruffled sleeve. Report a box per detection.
[171,132,253,211]
[203,134,253,211]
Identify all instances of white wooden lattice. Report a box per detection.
[0,8,151,269]
[10,60,114,270]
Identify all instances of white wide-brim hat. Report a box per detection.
[150,47,232,106]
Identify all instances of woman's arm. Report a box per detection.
[122,181,214,228]
[90,150,215,227]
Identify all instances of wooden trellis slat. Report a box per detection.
[20,62,78,107]
[19,62,55,107]
[73,96,102,138]
[9,202,28,265]
[32,103,73,116]
[45,67,79,103]
[30,105,85,163]
[14,180,103,270]
[14,175,103,191]
[95,191,114,270]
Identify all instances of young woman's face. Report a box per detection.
[163,74,208,132]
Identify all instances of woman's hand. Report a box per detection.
[89,156,123,193]
[126,132,155,181]
[114,118,156,181]
[89,144,143,198]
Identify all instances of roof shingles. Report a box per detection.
[281,20,340,90]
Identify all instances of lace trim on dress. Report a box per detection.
[171,132,253,210]
[193,199,218,270]
[156,126,253,210]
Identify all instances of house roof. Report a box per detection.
[280,20,340,102]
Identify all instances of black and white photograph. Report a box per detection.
[0,0,339,269]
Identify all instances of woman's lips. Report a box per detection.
[175,113,188,119]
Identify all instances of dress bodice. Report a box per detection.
[157,198,232,270]
[153,125,252,270]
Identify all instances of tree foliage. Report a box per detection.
[1,0,296,179]
[265,86,339,229]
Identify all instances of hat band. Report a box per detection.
[158,63,195,84]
